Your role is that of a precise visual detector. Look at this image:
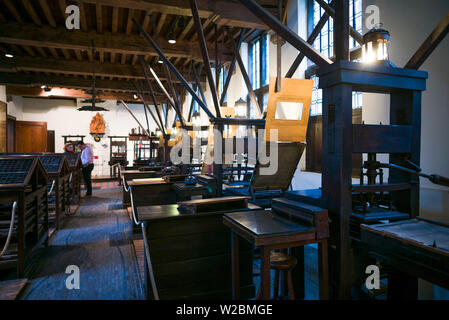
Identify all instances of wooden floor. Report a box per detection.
[21,183,145,300]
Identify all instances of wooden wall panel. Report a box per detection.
[6,115,16,153]
[0,102,6,153]
[16,121,47,153]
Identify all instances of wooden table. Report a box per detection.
[136,197,260,300]
[223,199,329,300]
[121,170,161,207]
[361,217,449,299]
[173,182,209,201]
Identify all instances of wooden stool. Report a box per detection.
[256,252,297,300]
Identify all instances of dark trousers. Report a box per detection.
[82,163,94,195]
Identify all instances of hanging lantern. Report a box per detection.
[234,98,247,118]
[155,128,161,137]
[192,111,201,126]
[362,23,391,65]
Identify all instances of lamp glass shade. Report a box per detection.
[234,98,247,118]
[362,24,390,65]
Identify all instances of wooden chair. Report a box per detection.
[256,251,298,300]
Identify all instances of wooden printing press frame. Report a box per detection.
[0,156,49,277]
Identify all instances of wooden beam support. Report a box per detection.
[0,55,197,82]
[133,18,216,119]
[226,27,261,117]
[5,85,163,103]
[140,55,167,136]
[191,0,221,117]
[333,0,350,61]
[315,0,363,45]
[0,22,233,63]
[220,29,246,106]
[285,0,334,78]
[0,72,169,94]
[405,11,449,69]
[81,0,272,30]
[237,0,332,67]
[148,13,185,127]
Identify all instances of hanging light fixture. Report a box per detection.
[362,23,391,66]
[234,98,247,118]
[78,41,109,112]
[192,111,201,126]
[168,29,176,44]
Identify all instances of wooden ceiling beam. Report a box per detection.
[39,0,57,27]
[0,56,200,82]
[0,72,170,95]
[4,0,25,24]
[5,85,165,104]
[23,0,42,26]
[0,22,233,62]
[81,0,271,30]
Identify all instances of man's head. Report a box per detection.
[76,141,86,150]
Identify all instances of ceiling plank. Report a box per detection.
[96,3,103,33]
[5,85,166,104]
[22,0,43,26]
[82,0,270,30]
[0,22,233,62]
[0,55,199,82]
[4,0,25,24]
[39,0,57,27]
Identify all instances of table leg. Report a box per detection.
[231,230,240,300]
[318,239,329,300]
[260,246,271,300]
[291,246,305,299]
[388,270,418,300]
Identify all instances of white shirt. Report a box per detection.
[81,145,94,166]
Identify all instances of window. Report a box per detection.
[218,65,227,103]
[248,32,270,117]
[309,0,363,115]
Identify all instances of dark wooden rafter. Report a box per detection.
[237,0,332,67]
[148,13,185,126]
[333,0,350,61]
[80,0,273,30]
[190,0,221,117]
[0,55,197,82]
[193,63,208,107]
[133,80,151,132]
[0,22,231,63]
[285,0,335,78]
[276,0,283,92]
[132,18,215,119]
[133,80,165,134]
[220,29,246,106]
[187,83,197,122]
[226,27,262,117]
[139,55,167,136]
[405,11,449,70]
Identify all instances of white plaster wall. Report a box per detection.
[16,98,159,176]
[362,0,449,225]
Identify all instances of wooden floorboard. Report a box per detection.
[0,279,28,300]
[21,186,145,300]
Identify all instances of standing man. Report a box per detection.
[77,141,94,196]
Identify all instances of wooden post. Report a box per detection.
[321,83,353,299]
[389,91,422,218]
[190,0,221,117]
[334,0,350,61]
